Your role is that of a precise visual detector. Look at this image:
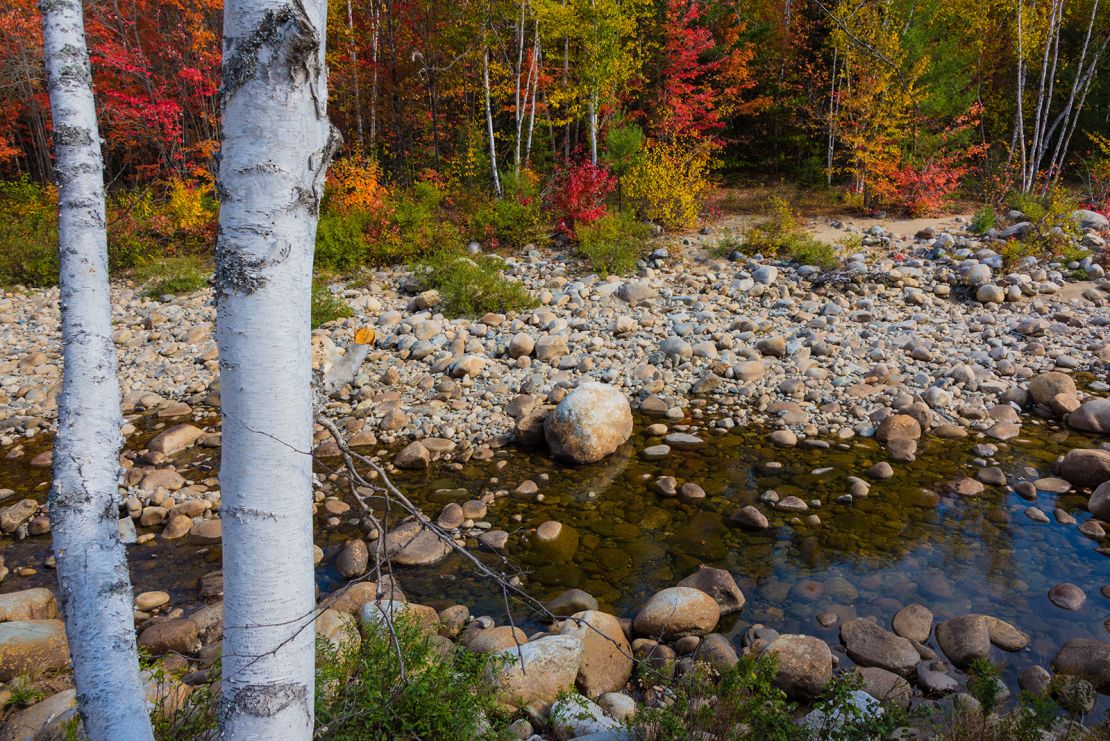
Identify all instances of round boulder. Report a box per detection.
[1029,372,1077,408]
[1059,449,1110,488]
[762,634,833,700]
[1068,398,1110,434]
[544,382,633,464]
[633,587,720,639]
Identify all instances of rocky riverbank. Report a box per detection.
[1,209,1109,738]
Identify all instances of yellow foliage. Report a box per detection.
[623,140,714,230]
[164,177,214,234]
[327,156,389,215]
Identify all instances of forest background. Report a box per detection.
[0,0,1107,299]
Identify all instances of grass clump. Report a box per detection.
[311,279,353,328]
[414,249,537,317]
[575,211,651,276]
[134,255,209,297]
[744,196,839,270]
[315,614,509,740]
[970,206,996,234]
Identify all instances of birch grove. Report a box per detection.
[39,0,154,738]
[214,0,337,736]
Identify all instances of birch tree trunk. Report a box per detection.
[40,1,154,738]
[216,0,336,737]
[483,40,502,197]
[345,0,365,152]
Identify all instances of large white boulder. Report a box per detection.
[544,382,633,464]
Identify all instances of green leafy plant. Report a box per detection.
[0,177,59,287]
[575,211,650,276]
[148,659,219,741]
[469,172,546,250]
[744,196,839,270]
[4,675,45,708]
[707,228,744,258]
[632,655,798,740]
[312,280,353,328]
[970,206,996,234]
[314,613,509,740]
[604,121,644,211]
[316,211,377,273]
[414,249,537,316]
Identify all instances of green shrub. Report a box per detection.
[315,614,509,740]
[633,655,797,740]
[469,196,545,250]
[134,256,209,297]
[1006,191,1048,222]
[744,197,839,270]
[317,180,464,269]
[311,280,353,328]
[970,206,996,234]
[575,211,650,276]
[414,249,537,316]
[316,211,375,273]
[0,178,59,287]
[782,233,839,269]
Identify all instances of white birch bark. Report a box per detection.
[40,1,154,738]
[483,41,502,197]
[216,0,337,737]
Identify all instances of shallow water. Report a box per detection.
[376,414,1110,700]
[1,409,1108,705]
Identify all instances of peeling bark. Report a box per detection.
[40,0,154,738]
[216,0,335,738]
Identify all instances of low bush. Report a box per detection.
[624,139,714,230]
[781,233,839,269]
[634,655,912,741]
[469,172,546,250]
[744,196,839,269]
[134,255,209,297]
[316,180,463,270]
[546,160,616,237]
[414,249,537,316]
[315,614,509,740]
[0,178,58,287]
[311,280,353,328]
[970,206,996,234]
[575,211,651,276]
[316,211,377,273]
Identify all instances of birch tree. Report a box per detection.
[39,0,154,738]
[215,0,337,736]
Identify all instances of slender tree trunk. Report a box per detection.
[525,32,541,167]
[345,0,365,152]
[40,1,153,738]
[1013,0,1027,179]
[483,37,502,196]
[588,92,598,165]
[216,0,336,736]
[513,0,528,178]
[826,46,838,187]
[370,0,380,147]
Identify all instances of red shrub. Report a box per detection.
[546,160,616,236]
